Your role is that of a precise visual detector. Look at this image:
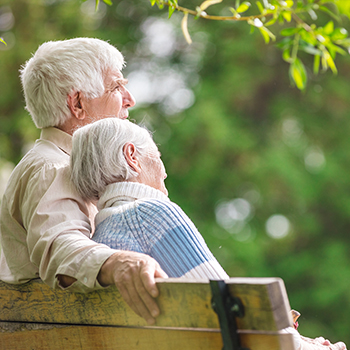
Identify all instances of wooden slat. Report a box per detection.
[0,322,295,350]
[0,278,292,330]
[226,278,292,330]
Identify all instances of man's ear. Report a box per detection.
[67,91,86,120]
[123,143,142,174]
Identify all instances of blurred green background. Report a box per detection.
[1,0,350,345]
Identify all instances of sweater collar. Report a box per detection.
[40,127,72,156]
[98,182,169,210]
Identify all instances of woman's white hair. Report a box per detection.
[70,118,155,201]
[20,38,124,128]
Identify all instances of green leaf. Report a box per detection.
[264,14,278,26]
[299,43,321,56]
[280,27,298,37]
[321,52,328,71]
[156,0,164,9]
[278,13,285,24]
[256,1,264,14]
[229,7,238,16]
[308,9,317,20]
[168,4,176,18]
[323,49,338,74]
[314,54,320,74]
[150,0,157,6]
[289,57,307,90]
[276,37,292,50]
[282,11,292,22]
[319,6,341,22]
[325,42,347,56]
[95,0,99,11]
[259,28,270,43]
[331,28,348,41]
[300,30,318,46]
[195,6,202,18]
[236,1,251,13]
[282,49,293,63]
[335,38,350,49]
[259,26,276,44]
[0,38,6,46]
[323,21,334,35]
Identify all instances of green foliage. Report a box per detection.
[93,0,350,90]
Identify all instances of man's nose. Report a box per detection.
[123,88,136,108]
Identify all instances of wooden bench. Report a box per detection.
[0,277,296,350]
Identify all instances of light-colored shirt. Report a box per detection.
[93,182,229,280]
[0,127,116,291]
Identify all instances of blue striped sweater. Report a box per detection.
[92,182,228,279]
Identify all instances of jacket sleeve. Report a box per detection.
[22,164,116,291]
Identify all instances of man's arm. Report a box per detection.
[23,165,167,323]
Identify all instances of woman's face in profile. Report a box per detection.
[140,145,168,196]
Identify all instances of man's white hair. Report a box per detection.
[20,38,124,128]
[70,118,155,201]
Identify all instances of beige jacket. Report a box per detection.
[0,127,116,291]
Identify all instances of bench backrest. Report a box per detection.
[0,277,296,350]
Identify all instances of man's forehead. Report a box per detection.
[112,69,124,79]
[104,69,124,82]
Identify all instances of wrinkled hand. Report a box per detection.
[98,251,168,325]
[300,335,347,350]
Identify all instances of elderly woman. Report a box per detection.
[70,117,346,350]
[70,117,228,279]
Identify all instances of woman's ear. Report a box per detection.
[67,91,86,120]
[123,142,142,174]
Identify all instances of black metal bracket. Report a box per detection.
[210,280,249,350]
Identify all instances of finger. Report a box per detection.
[125,282,156,325]
[155,265,168,279]
[332,342,347,350]
[140,262,168,298]
[115,272,156,325]
[124,286,156,325]
[291,310,301,323]
[116,282,141,316]
[134,266,161,318]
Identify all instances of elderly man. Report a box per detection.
[0,38,167,325]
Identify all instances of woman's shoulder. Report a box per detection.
[135,198,196,232]
[136,198,184,217]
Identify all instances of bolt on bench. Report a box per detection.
[0,277,296,350]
